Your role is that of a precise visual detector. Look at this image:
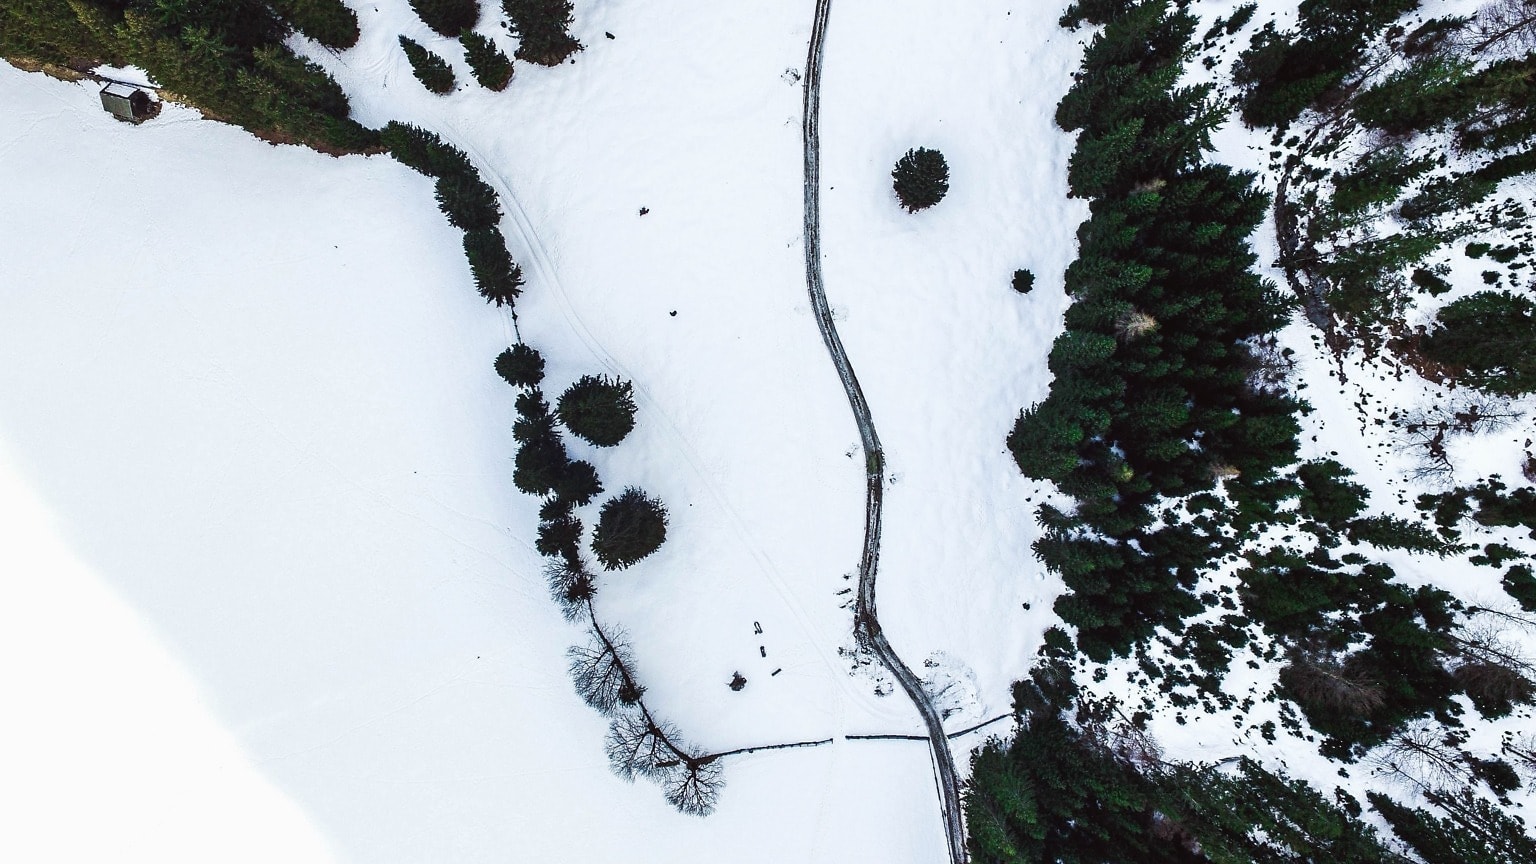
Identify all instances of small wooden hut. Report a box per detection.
[99,82,154,124]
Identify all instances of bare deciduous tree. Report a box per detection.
[1504,733,1536,778]
[1392,396,1524,483]
[1455,0,1536,57]
[1373,721,1471,790]
[545,556,596,620]
[662,757,725,817]
[605,712,683,782]
[569,629,641,715]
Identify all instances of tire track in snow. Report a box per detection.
[800,3,968,862]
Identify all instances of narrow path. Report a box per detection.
[800,3,968,862]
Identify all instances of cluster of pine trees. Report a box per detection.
[1010,0,1299,660]
[1232,0,1421,128]
[966,662,1536,863]
[0,0,371,152]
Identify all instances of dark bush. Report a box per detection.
[501,0,581,65]
[892,147,950,212]
[463,227,524,307]
[1411,268,1452,295]
[1012,269,1036,294]
[400,35,456,94]
[270,0,359,50]
[592,489,668,570]
[410,0,480,38]
[460,30,514,90]
[558,375,638,447]
[495,344,545,388]
[1504,564,1536,612]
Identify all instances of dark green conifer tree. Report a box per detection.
[409,0,480,38]
[892,147,950,211]
[558,376,638,447]
[399,35,456,94]
[459,30,513,90]
[591,489,668,570]
[495,344,545,388]
[501,0,581,65]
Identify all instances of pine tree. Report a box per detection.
[1421,291,1536,395]
[459,30,513,90]
[1012,269,1036,294]
[380,122,474,178]
[501,0,581,65]
[536,515,582,558]
[409,0,480,38]
[269,0,359,50]
[462,227,524,307]
[558,375,638,447]
[591,488,668,570]
[434,171,501,230]
[494,344,545,388]
[399,35,456,94]
[553,459,603,506]
[892,147,951,211]
[1369,790,1536,864]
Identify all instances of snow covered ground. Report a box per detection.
[0,0,1085,859]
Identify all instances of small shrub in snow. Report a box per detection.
[1501,564,1536,611]
[591,488,667,569]
[1011,269,1035,294]
[460,30,514,90]
[410,0,480,38]
[494,344,545,388]
[399,35,456,94]
[558,375,637,447]
[891,147,950,212]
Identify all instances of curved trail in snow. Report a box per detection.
[800,3,967,863]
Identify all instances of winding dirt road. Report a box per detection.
[800,3,968,862]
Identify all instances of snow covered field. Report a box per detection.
[0,0,1085,860]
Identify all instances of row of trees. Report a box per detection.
[492,344,721,813]
[400,29,516,94]
[0,0,373,152]
[408,0,581,68]
[379,122,524,307]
